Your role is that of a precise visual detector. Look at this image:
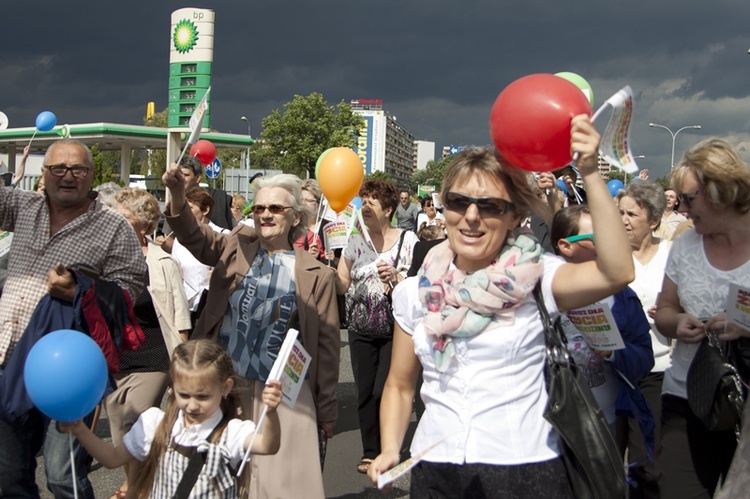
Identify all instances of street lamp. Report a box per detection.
[240,117,251,197]
[648,122,701,170]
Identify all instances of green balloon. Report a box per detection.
[555,72,594,107]
[315,148,334,180]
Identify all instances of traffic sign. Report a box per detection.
[205,158,222,179]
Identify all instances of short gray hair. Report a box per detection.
[253,174,311,245]
[94,182,123,208]
[616,181,666,226]
[44,139,94,168]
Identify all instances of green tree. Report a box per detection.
[90,144,121,187]
[365,170,394,184]
[408,155,452,194]
[252,92,365,178]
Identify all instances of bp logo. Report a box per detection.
[173,19,199,53]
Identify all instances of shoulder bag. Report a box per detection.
[687,330,745,434]
[533,285,628,499]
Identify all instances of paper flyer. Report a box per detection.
[565,302,625,350]
[280,339,311,408]
[727,283,750,331]
[594,85,639,174]
[0,231,13,259]
[377,434,453,489]
[323,220,349,250]
[322,197,356,225]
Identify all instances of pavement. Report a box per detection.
[35,330,415,498]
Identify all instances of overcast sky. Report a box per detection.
[2,0,750,180]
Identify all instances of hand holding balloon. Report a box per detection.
[162,163,187,213]
[570,115,600,174]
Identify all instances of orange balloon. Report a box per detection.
[318,147,364,212]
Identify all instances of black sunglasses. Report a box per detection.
[678,189,701,209]
[251,204,292,215]
[444,192,515,217]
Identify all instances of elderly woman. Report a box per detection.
[612,180,670,498]
[655,138,750,498]
[334,180,418,474]
[367,116,634,497]
[162,169,339,499]
[108,188,191,499]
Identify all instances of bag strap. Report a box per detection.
[532,284,571,368]
[173,420,225,499]
[392,230,406,269]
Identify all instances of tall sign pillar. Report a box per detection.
[166,8,214,167]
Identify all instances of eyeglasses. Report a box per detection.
[678,189,701,209]
[44,164,91,178]
[251,204,292,215]
[444,192,515,217]
[564,233,595,244]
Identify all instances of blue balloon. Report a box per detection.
[24,329,107,422]
[556,178,568,196]
[35,111,57,132]
[350,197,362,210]
[607,179,624,197]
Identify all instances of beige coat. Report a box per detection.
[145,244,192,355]
[166,206,340,425]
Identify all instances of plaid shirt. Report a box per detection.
[0,188,146,366]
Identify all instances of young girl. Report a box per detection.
[551,204,655,442]
[61,340,282,498]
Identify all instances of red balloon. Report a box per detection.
[489,74,592,172]
[189,140,217,166]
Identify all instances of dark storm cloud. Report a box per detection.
[3,0,750,179]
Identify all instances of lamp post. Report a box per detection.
[240,116,251,197]
[648,123,701,170]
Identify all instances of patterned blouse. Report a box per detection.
[218,248,299,380]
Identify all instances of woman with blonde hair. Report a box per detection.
[656,138,750,497]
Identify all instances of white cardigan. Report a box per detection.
[145,244,192,355]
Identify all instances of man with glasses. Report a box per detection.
[0,139,145,498]
[395,189,419,232]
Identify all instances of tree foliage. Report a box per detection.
[365,170,394,184]
[90,144,121,187]
[251,93,364,179]
[408,155,453,194]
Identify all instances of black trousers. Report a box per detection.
[410,459,573,499]
[660,394,737,498]
[348,331,393,459]
[616,371,664,499]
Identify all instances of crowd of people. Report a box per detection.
[0,128,748,498]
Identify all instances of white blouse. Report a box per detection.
[392,254,565,465]
[123,407,257,468]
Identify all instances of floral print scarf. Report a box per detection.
[417,228,544,372]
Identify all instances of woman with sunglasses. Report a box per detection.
[333,179,418,474]
[612,180,671,498]
[367,115,634,497]
[655,138,750,498]
[162,170,339,499]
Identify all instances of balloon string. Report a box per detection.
[27,130,38,149]
[236,404,268,477]
[69,432,79,499]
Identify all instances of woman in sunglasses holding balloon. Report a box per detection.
[368,115,634,497]
[162,169,339,499]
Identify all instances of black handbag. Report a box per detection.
[687,331,745,433]
[533,286,628,499]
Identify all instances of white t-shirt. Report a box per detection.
[171,221,229,311]
[560,295,619,424]
[392,253,565,465]
[662,229,750,399]
[123,407,256,469]
[630,239,672,372]
[416,212,445,232]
